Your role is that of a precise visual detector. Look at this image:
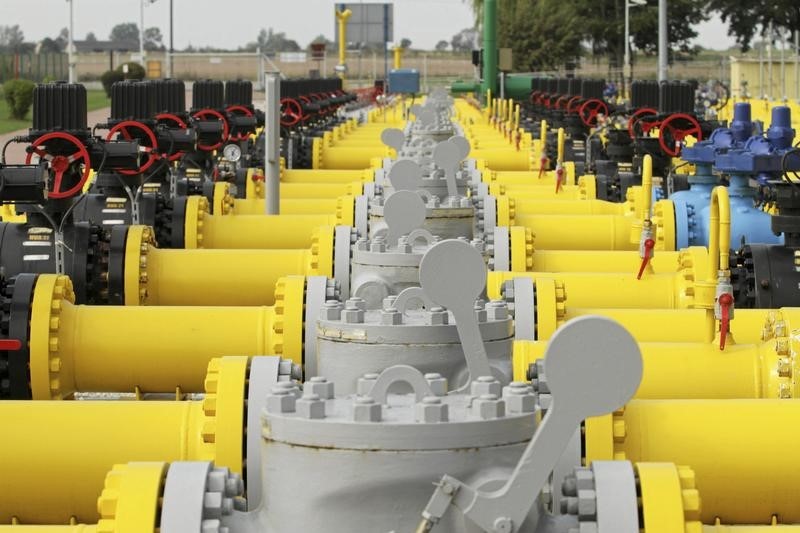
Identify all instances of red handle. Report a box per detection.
[0,338,22,351]
[192,108,230,151]
[718,292,733,350]
[106,120,159,175]
[554,165,565,193]
[25,131,92,199]
[636,238,656,279]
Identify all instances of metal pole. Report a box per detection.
[139,0,146,67]
[759,39,764,98]
[781,32,786,100]
[657,0,667,82]
[167,0,173,77]
[67,0,76,83]
[767,21,773,100]
[624,0,630,97]
[264,73,280,215]
[795,30,799,102]
[423,53,428,93]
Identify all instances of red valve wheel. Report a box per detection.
[192,109,230,152]
[566,96,583,114]
[225,104,255,142]
[280,97,304,127]
[529,91,543,105]
[155,113,190,161]
[555,95,571,110]
[627,107,659,139]
[106,120,159,175]
[658,113,703,157]
[25,131,91,200]
[578,98,609,127]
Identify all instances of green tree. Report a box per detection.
[144,27,164,51]
[109,22,139,44]
[3,79,35,119]
[451,27,478,52]
[704,0,800,52]
[400,38,412,49]
[0,25,27,53]
[435,40,449,51]
[85,32,98,42]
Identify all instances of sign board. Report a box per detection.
[336,3,393,46]
[280,52,308,63]
[310,43,326,60]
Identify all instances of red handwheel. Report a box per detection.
[627,107,659,139]
[192,109,230,152]
[155,113,190,161]
[658,113,703,157]
[25,131,91,199]
[225,105,255,142]
[280,97,304,127]
[578,98,609,127]
[566,96,583,114]
[106,120,159,175]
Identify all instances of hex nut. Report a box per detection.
[320,300,342,321]
[345,297,367,311]
[382,295,398,311]
[415,396,449,423]
[266,389,296,414]
[370,237,387,253]
[472,393,505,420]
[297,393,326,419]
[470,375,502,397]
[503,385,537,414]
[356,373,379,396]
[305,376,334,399]
[353,396,382,422]
[486,300,509,320]
[342,306,365,324]
[426,306,449,325]
[577,489,597,519]
[381,308,403,325]
[425,372,448,396]
[355,238,370,251]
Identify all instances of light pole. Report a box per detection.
[623,0,647,98]
[67,0,76,83]
[139,0,157,69]
[657,0,668,82]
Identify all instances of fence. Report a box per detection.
[0,53,68,83]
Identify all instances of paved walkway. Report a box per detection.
[0,107,111,164]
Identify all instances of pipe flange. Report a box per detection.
[562,462,641,533]
[127,226,156,305]
[270,276,306,365]
[653,200,675,251]
[635,463,701,531]
[160,461,246,533]
[32,274,75,400]
[201,357,249,476]
[0,274,36,399]
[194,196,210,248]
[762,310,794,398]
[97,463,167,533]
[85,224,111,305]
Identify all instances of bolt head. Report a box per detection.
[353,396,382,422]
[380,308,402,325]
[425,306,449,325]
[266,390,296,414]
[424,373,448,396]
[355,238,370,251]
[370,240,387,252]
[382,295,398,311]
[305,377,335,399]
[503,385,537,414]
[320,300,342,320]
[471,375,501,397]
[342,307,365,324]
[472,393,505,420]
[486,300,509,320]
[415,396,449,423]
[345,297,367,311]
[356,373,379,395]
[297,393,326,419]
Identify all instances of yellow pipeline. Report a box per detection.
[124,225,332,306]
[0,357,247,524]
[586,399,800,524]
[514,316,795,399]
[497,196,676,251]
[27,274,306,399]
[488,181,589,200]
[183,196,349,249]
[231,196,351,216]
[281,168,374,184]
[393,46,402,69]
[335,8,352,81]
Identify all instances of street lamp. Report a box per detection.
[624,0,647,97]
[67,0,75,83]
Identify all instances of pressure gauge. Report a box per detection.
[222,143,242,163]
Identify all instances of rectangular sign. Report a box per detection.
[279,52,308,63]
[336,3,393,46]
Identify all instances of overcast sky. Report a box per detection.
[2,0,737,51]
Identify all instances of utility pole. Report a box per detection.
[168,0,174,77]
[657,0,668,82]
[67,0,76,83]
[139,0,146,67]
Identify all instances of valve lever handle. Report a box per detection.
[419,240,493,383]
[432,141,462,198]
[381,128,406,154]
[383,190,427,246]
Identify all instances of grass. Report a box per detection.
[0,89,110,135]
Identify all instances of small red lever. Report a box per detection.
[636,238,656,279]
[555,165,565,193]
[537,155,548,179]
[0,339,22,351]
[718,292,734,350]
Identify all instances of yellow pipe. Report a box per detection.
[231,196,348,216]
[336,8,352,82]
[0,357,247,524]
[28,275,306,399]
[641,154,653,221]
[707,185,731,282]
[587,399,800,524]
[393,46,402,69]
[183,196,347,249]
[557,127,565,165]
[277,181,364,199]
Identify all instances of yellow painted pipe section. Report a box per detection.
[636,463,702,533]
[183,196,346,249]
[281,168,374,184]
[514,336,788,399]
[277,181,364,199]
[28,275,305,399]
[588,400,800,524]
[0,527,97,532]
[231,196,347,216]
[0,357,246,524]
[501,198,675,251]
[336,8,352,81]
[317,144,389,169]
